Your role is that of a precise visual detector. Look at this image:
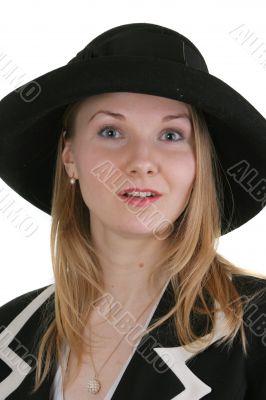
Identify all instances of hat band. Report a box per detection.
[68,28,209,73]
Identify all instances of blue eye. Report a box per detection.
[160,130,184,142]
[97,125,121,139]
[96,125,184,142]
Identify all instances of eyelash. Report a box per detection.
[96,124,184,142]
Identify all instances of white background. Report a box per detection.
[0,0,265,305]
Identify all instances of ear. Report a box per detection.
[61,140,79,180]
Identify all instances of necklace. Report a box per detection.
[87,295,156,394]
[63,281,167,397]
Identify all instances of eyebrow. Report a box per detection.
[88,110,192,123]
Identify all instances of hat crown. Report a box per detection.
[67,22,209,73]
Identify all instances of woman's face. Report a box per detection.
[62,92,196,238]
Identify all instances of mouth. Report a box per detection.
[118,193,161,206]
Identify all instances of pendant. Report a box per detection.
[87,377,101,394]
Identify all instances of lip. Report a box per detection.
[118,194,161,206]
[118,187,162,196]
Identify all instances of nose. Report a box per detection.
[127,162,157,176]
[124,140,159,176]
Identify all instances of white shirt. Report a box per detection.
[50,278,171,400]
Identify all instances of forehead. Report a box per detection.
[76,92,191,118]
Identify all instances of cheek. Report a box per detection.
[168,152,196,177]
[168,152,196,191]
[75,145,118,203]
[74,142,107,181]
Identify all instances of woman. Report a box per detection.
[0,22,266,400]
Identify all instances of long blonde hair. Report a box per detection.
[30,96,266,393]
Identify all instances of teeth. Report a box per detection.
[126,191,155,197]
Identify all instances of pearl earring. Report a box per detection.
[70,174,76,184]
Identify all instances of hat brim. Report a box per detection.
[0,55,265,235]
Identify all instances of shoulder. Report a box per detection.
[0,286,55,398]
[232,273,266,359]
[230,274,266,396]
[232,273,266,297]
[0,284,55,331]
[231,273,266,334]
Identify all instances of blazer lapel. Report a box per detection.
[111,279,231,400]
[0,285,56,399]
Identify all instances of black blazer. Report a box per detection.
[1,274,266,400]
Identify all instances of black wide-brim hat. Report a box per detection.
[0,22,266,235]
